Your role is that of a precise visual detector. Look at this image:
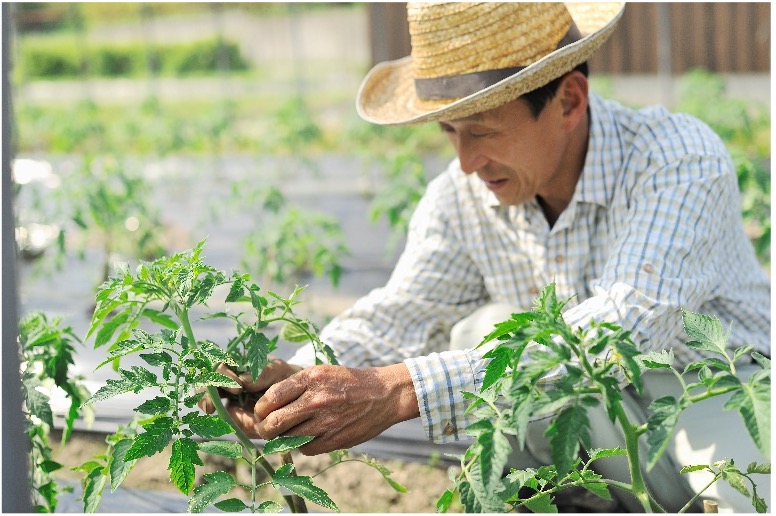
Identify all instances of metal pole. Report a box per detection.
[2,2,33,511]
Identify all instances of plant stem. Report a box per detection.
[177,307,305,513]
[678,473,720,513]
[613,403,658,512]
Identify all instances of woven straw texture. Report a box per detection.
[357,2,625,126]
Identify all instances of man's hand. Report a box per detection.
[252,363,420,455]
[198,358,303,438]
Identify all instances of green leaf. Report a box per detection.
[85,378,137,405]
[214,498,249,512]
[109,439,137,492]
[458,479,506,513]
[280,321,311,343]
[25,383,54,428]
[118,366,158,388]
[746,462,771,474]
[139,352,173,368]
[199,441,243,460]
[262,435,315,455]
[247,332,272,380]
[191,372,240,390]
[125,421,174,461]
[720,468,750,497]
[587,447,627,461]
[38,460,63,474]
[638,350,674,369]
[733,345,755,362]
[682,310,728,356]
[751,352,770,369]
[523,493,558,513]
[478,423,512,494]
[752,492,768,513]
[95,311,130,348]
[436,489,455,513]
[546,405,590,477]
[724,381,770,456]
[577,469,612,500]
[189,471,237,513]
[81,466,107,513]
[482,348,510,391]
[462,460,507,513]
[680,464,710,474]
[183,413,234,439]
[256,501,284,513]
[141,308,179,329]
[169,438,204,494]
[225,278,246,303]
[646,396,685,470]
[272,467,339,512]
[134,396,172,415]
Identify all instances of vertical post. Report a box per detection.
[656,3,673,107]
[2,2,33,512]
[367,3,410,67]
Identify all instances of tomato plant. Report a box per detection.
[71,240,402,512]
[437,285,770,513]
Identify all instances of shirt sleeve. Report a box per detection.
[563,117,745,365]
[288,168,492,441]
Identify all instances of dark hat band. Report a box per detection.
[414,23,582,100]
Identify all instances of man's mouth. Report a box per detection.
[483,178,508,191]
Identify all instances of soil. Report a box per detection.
[49,430,460,513]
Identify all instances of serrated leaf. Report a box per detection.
[280,321,311,343]
[523,493,558,513]
[38,460,63,474]
[721,469,750,497]
[482,348,510,391]
[753,492,768,513]
[646,396,684,470]
[366,458,408,493]
[733,345,755,362]
[256,501,284,513]
[191,372,240,390]
[247,332,271,380]
[436,489,454,513]
[214,498,249,512]
[183,391,206,408]
[85,378,137,405]
[198,441,243,460]
[751,352,770,369]
[638,350,674,369]
[746,462,771,474]
[184,413,234,439]
[272,469,339,512]
[724,381,770,456]
[109,439,137,492]
[546,405,590,477]
[125,426,174,461]
[478,424,512,494]
[577,469,612,501]
[462,460,507,513]
[189,471,237,513]
[682,310,728,356]
[587,447,627,461]
[134,396,172,415]
[139,352,173,367]
[680,464,709,474]
[141,308,179,330]
[169,438,204,494]
[262,435,315,455]
[25,384,54,428]
[81,466,107,513]
[95,311,130,348]
[118,366,158,388]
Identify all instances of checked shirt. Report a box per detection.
[289,93,770,443]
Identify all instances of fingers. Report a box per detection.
[216,363,243,395]
[226,405,261,439]
[254,377,311,440]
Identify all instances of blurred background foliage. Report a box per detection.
[10,2,770,289]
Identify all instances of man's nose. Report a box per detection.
[457,140,488,175]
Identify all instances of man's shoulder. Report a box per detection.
[593,94,728,160]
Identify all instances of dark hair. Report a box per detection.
[521,61,589,118]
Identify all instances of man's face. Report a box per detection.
[438,94,572,206]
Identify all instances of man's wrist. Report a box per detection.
[378,363,420,423]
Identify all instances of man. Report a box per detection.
[205,2,770,511]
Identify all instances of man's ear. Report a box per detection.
[559,71,589,130]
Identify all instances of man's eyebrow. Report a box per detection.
[441,113,485,125]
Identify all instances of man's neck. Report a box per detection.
[537,109,590,228]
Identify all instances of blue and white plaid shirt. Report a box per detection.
[290,93,770,443]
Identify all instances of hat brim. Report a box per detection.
[357,2,625,126]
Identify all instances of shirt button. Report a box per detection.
[643,263,654,273]
[529,286,540,296]
[555,255,564,263]
[443,421,455,436]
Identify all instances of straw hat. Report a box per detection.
[357,2,625,126]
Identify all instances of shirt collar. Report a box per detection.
[573,93,624,208]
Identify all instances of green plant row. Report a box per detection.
[18,37,249,80]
